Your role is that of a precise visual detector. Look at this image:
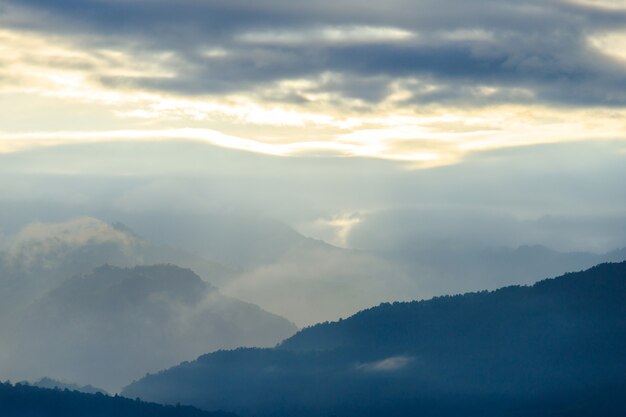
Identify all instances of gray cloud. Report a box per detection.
[4,0,626,107]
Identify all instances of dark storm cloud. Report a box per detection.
[4,0,626,106]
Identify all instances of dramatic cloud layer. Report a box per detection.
[1,0,626,165]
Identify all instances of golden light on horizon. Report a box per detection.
[1,24,626,168]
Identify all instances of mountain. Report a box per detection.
[0,381,235,417]
[123,262,626,417]
[29,377,108,395]
[97,212,417,325]
[114,211,308,270]
[5,216,623,329]
[220,239,413,326]
[0,217,235,316]
[116,211,626,326]
[0,215,409,327]
[374,242,626,296]
[1,264,297,392]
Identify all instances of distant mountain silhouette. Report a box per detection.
[221,237,413,326]
[0,381,235,417]
[0,217,235,316]
[123,262,626,417]
[376,241,626,296]
[2,264,296,392]
[28,377,108,395]
[225,241,626,326]
[115,211,308,269]
[119,211,626,326]
[5,216,623,329]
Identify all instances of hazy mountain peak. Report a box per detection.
[50,264,214,309]
[3,217,143,271]
[11,216,139,252]
[3,263,297,392]
[0,216,237,316]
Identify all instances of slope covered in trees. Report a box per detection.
[29,377,108,395]
[123,262,626,417]
[0,381,235,417]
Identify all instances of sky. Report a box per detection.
[1,1,626,291]
[1,0,626,167]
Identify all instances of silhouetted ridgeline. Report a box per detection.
[123,262,626,417]
[279,260,626,351]
[0,381,236,417]
[29,377,108,395]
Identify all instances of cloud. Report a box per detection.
[237,25,415,45]
[5,0,626,104]
[356,356,413,372]
[1,0,626,166]
[5,217,140,270]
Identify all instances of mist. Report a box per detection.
[0,139,624,392]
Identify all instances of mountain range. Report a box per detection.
[2,214,626,399]
[0,217,235,316]
[123,262,626,417]
[0,381,235,417]
[28,377,108,395]
[2,215,625,328]
[0,264,296,392]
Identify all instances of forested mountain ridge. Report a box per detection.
[123,262,626,417]
[28,377,108,395]
[0,381,236,417]
[279,261,626,351]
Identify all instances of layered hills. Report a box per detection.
[123,262,626,417]
[1,264,296,392]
